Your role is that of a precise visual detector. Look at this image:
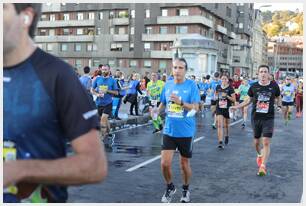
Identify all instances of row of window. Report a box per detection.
[40,42,171,53]
[280,56,303,60]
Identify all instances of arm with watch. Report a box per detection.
[169,93,199,112]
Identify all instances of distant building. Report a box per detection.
[268,41,303,76]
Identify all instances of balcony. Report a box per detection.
[34,35,94,43]
[37,20,95,28]
[142,33,199,42]
[111,18,129,25]
[230,39,248,45]
[150,50,172,59]
[216,25,227,35]
[229,32,236,39]
[112,34,129,42]
[157,16,213,28]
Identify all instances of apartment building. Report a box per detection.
[35,3,254,76]
[268,41,303,76]
[252,9,268,77]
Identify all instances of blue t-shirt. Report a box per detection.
[198,82,210,96]
[79,75,92,91]
[209,79,221,99]
[281,84,296,102]
[160,79,200,138]
[127,80,140,95]
[3,48,100,202]
[92,76,118,106]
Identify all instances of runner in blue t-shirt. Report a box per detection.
[92,64,118,139]
[3,4,107,203]
[154,58,200,203]
[208,72,221,129]
[281,76,296,125]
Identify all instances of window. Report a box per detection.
[239,23,243,29]
[237,3,244,6]
[93,60,100,67]
[160,26,168,34]
[118,27,126,34]
[77,13,83,20]
[226,7,231,17]
[110,43,122,51]
[110,27,114,34]
[40,29,47,35]
[99,12,103,20]
[109,11,114,18]
[119,10,128,18]
[159,60,167,69]
[93,44,97,51]
[63,28,70,35]
[41,14,47,20]
[130,60,137,67]
[161,43,168,51]
[131,10,135,18]
[130,43,134,51]
[50,14,55,21]
[108,60,116,67]
[176,26,188,34]
[49,29,55,36]
[233,56,240,63]
[145,9,150,18]
[144,43,151,51]
[61,43,68,51]
[87,43,93,51]
[179,8,189,16]
[96,28,101,35]
[63,13,69,20]
[75,43,82,51]
[162,9,168,16]
[75,59,82,68]
[88,12,95,20]
[77,28,83,35]
[47,43,53,51]
[145,26,152,34]
[144,60,152,68]
[130,27,135,35]
[215,4,218,9]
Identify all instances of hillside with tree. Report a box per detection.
[261,10,303,37]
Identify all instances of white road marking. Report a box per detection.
[125,118,243,172]
[110,122,151,134]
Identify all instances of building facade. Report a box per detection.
[252,9,268,77]
[35,3,255,77]
[268,41,303,77]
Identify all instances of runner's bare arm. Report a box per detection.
[4,129,107,187]
[232,96,251,110]
[158,102,166,114]
[106,89,118,95]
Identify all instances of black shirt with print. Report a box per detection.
[248,81,280,120]
[215,85,235,110]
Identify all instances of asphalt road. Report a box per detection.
[68,109,303,203]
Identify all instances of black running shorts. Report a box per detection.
[216,108,230,119]
[251,118,274,138]
[97,103,113,116]
[162,135,193,158]
[282,101,294,106]
[211,100,217,106]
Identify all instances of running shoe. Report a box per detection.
[256,155,263,167]
[217,142,224,149]
[161,186,176,203]
[224,136,229,145]
[212,123,216,129]
[241,122,245,128]
[180,190,191,203]
[257,164,267,176]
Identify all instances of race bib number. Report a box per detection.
[284,90,292,97]
[151,100,158,106]
[168,103,184,118]
[219,99,228,109]
[256,101,269,113]
[99,85,108,93]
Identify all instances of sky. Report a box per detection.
[254,3,303,12]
